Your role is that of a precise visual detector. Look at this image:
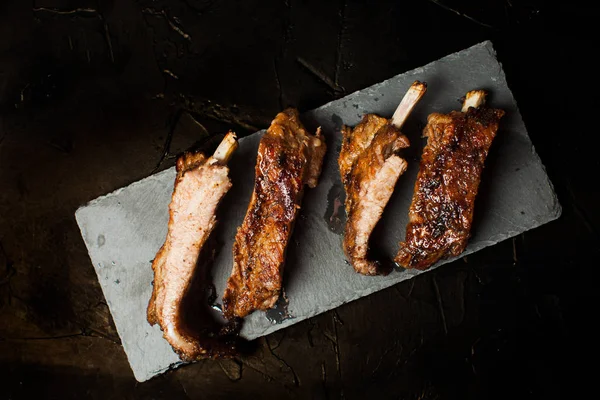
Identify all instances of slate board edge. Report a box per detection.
[75,206,174,382]
[485,40,563,221]
[75,210,140,382]
[310,40,495,116]
[75,168,174,214]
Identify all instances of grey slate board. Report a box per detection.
[75,40,561,382]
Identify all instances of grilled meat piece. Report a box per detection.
[223,108,326,319]
[339,81,426,275]
[395,90,505,270]
[147,133,238,360]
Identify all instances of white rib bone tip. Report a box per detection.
[461,90,487,112]
[212,131,238,164]
[391,80,427,129]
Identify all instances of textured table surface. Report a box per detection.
[75,41,559,382]
[1,1,594,398]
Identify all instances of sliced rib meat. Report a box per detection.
[395,90,505,270]
[223,108,326,319]
[339,81,426,275]
[147,132,238,360]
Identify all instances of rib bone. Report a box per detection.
[339,81,427,275]
[392,81,428,128]
[461,90,487,112]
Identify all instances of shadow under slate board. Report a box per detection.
[75,40,561,382]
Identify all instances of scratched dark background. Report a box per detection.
[0,1,596,399]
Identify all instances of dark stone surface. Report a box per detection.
[0,0,596,399]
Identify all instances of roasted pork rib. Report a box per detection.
[339,81,426,275]
[223,108,326,319]
[147,132,238,360]
[395,90,505,270]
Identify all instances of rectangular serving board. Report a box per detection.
[75,40,561,382]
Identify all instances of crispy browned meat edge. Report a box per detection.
[222,108,326,319]
[395,90,505,270]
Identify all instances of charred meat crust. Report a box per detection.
[223,108,325,319]
[395,106,505,270]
